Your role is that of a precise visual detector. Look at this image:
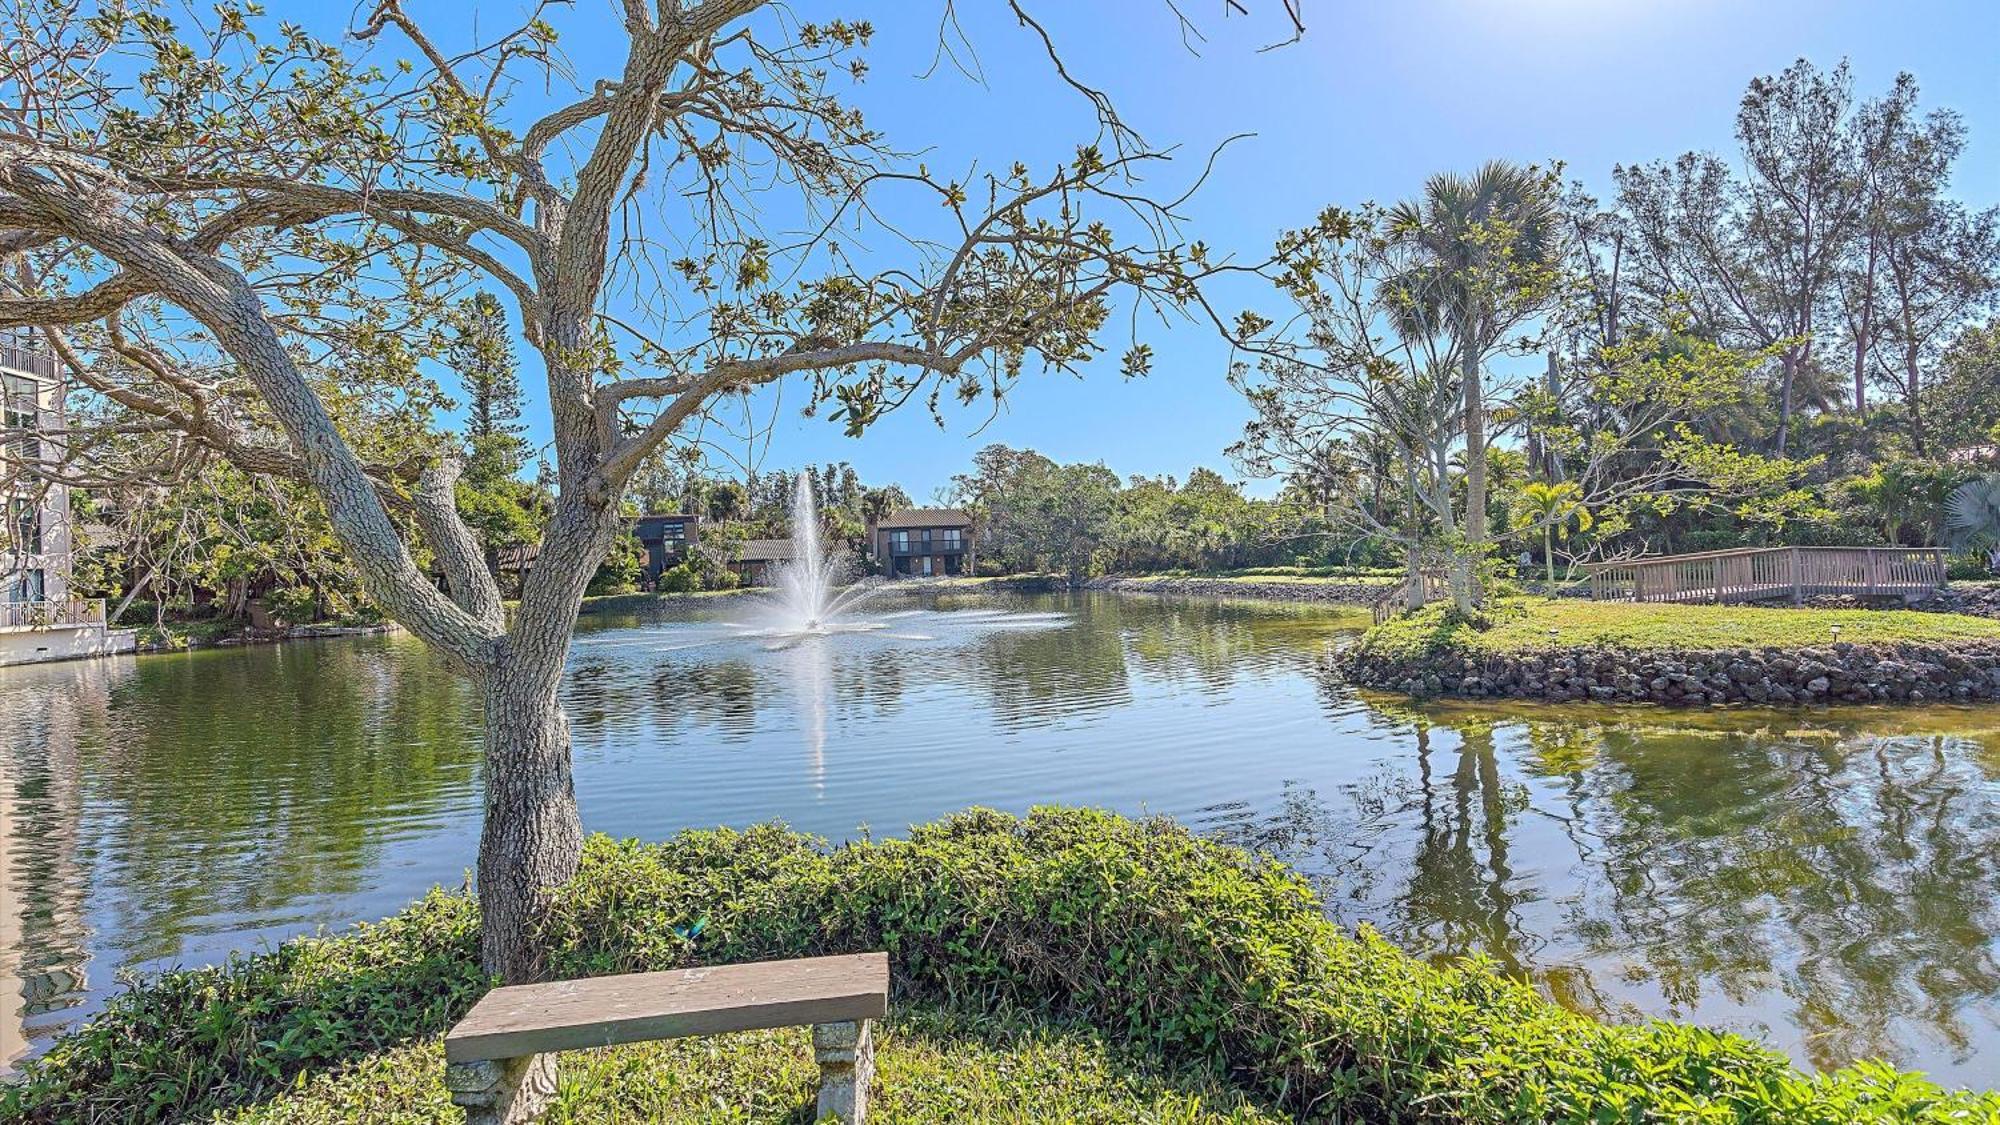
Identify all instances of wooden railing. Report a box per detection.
[1371,571,1450,624]
[0,598,107,630]
[1584,547,1946,605]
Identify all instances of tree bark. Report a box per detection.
[476,638,585,983]
[1457,338,1486,616]
[1904,343,1926,456]
[1775,349,1798,457]
[1403,446,1426,611]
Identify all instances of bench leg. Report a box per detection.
[445,1053,557,1125]
[812,1019,873,1124]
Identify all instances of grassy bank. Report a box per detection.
[7,808,1995,1123]
[212,1005,1281,1124]
[1362,596,2000,660]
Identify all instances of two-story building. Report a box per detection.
[631,513,699,587]
[870,509,976,578]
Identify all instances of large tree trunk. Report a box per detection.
[1403,448,1426,612]
[477,634,584,983]
[1775,349,1798,457]
[472,492,618,983]
[1904,344,1926,456]
[1458,340,1486,616]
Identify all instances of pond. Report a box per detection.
[2,589,1997,1087]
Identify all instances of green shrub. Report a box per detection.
[8,810,1997,1123]
[2,890,482,1122]
[655,561,703,594]
[1949,553,1997,580]
[264,586,322,626]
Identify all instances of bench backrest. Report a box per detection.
[444,952,889,1064]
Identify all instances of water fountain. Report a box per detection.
[757,474,888,638]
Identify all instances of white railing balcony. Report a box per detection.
[0,340,57,381]
[0,598,107,630]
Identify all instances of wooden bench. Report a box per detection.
[443,952,889,1124]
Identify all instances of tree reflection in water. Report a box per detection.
[1216,697,2000,1081]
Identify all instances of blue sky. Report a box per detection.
[446,0,2000,499]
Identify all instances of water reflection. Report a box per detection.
[0,592,1997,1087]
[1213,699,2000,1083]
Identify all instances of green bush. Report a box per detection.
[655,561,703,594]
[1949,553,1997,581]
[2,890,483,1122]
[8,810,1996,1123]
[264,586,322,626]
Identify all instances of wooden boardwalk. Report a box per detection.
[1584,547,1946,606]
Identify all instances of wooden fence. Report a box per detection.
[1584,547,1946,606]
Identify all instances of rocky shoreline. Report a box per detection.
[1075,575,1389,605]
[1338,639,2000,705]
[136,621,400,654]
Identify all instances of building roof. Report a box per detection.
[734,538,796,561]
[877,508,972,530]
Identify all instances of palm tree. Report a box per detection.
[1945,473,2000,574]
[1385,161,1563,612]
[1511,480,1593,584]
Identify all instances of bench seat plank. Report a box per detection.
[445,952,889,1064]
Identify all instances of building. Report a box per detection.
[0,333,134,665]
[871,509,975,578]
[729,538,795,587]
[631,513,699,587]
[2,336,67,607]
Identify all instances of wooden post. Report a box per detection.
[1790,547,1802,604]
[814,1019,874,1124]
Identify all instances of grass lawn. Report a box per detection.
[1362,595,2000,658]
[213,1005,1282,1124]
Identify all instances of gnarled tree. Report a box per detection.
[0,0,1291,1009]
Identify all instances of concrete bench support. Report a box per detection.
[443,952,889,1124]
[813,1018,873,1123]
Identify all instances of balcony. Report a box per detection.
[0,339,56,381]
[0,599,106,631]
[886,539,967,555]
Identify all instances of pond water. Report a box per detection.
[2,589,1998,1087]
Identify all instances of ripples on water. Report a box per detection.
[1,589,1997,1087]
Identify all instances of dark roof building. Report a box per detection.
[870,509,975,579]
[631,513,699,587]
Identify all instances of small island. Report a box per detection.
[1343,595,2000,704]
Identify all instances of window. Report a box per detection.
[890,530,911,550]
[936,528,962,548]
[3,373,39,462]
[8,499,40,554]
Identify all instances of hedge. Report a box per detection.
[6,808,1995,1123]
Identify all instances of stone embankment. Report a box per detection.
[136,621,399,654]
[1339,640,2000,705]
[1077,576,1388,606]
